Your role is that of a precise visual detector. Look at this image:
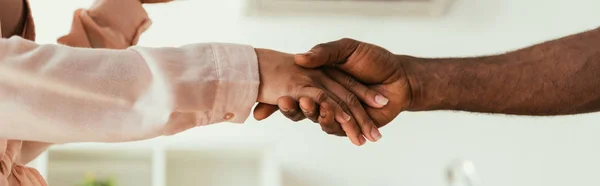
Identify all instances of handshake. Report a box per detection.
[252,38,414,146]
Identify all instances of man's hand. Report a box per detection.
[280,39,413,127]
[255,48,382,146]
[294,38,413,128]
[263,27,600,122]
[253,38,411,142]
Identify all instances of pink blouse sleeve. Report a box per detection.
[0,36,260,143]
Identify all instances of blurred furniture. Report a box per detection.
[27,126,281,186]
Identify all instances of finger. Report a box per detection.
[317,101,345,137]
[330,96,367,146]
[253,103,279,121]
[299,97,319,122]
[321,76,382,142]
[325,68,389,108]
[277,96,305,122]
[295,87,344,136]
[296,86,366,146]
[294,38,360,68]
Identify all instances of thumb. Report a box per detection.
[294,38,360,68]
[253,103,280,121]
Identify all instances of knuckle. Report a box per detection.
[314,43,331,50]
[339,38,356,43]
[286,84,297,97]
[345,93,360,107]
[360,117,375,127]
[315,90,328,103]
[336,98,349,111]
[339,38,359,50]
[343,75,358,87]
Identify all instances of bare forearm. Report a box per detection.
[406,27,600,115]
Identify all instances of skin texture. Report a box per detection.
[291,38,411,128]
[253,39,395,143]
[404,27,600,115]
[255,48,379,146]
[260,26,600,137]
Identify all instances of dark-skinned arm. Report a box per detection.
[407,27,600,115]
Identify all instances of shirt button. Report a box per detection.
[223,113,235,120]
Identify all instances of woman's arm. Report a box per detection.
[0,36,259,143]
[18,0,175,162]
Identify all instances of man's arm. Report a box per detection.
[406,27,600,115]
[291,27,600,130]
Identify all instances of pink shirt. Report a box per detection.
[0,0,260,185]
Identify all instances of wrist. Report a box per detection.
[401,55,450,111]
[256,48,265,103]
[254,48,276,104]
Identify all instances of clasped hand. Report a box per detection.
[253,38,413,146]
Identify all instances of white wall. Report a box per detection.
[29,0,600,186]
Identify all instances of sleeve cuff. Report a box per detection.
[208,43,260,124]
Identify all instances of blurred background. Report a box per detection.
[24,0,600,186]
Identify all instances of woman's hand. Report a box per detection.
[294,38,412,130]
[254,48,381,146]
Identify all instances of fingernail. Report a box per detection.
[320,110,326,118]
[281,107,291,112]
[375,94,389,106]
[371,127,382,141]
[342,112,351,121]
[298,51,313,56]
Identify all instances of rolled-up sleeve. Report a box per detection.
[0,36,260,143]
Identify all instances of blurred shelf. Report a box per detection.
[166,150,263,186]
[35,146,280,186]
[46,150,153,186]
